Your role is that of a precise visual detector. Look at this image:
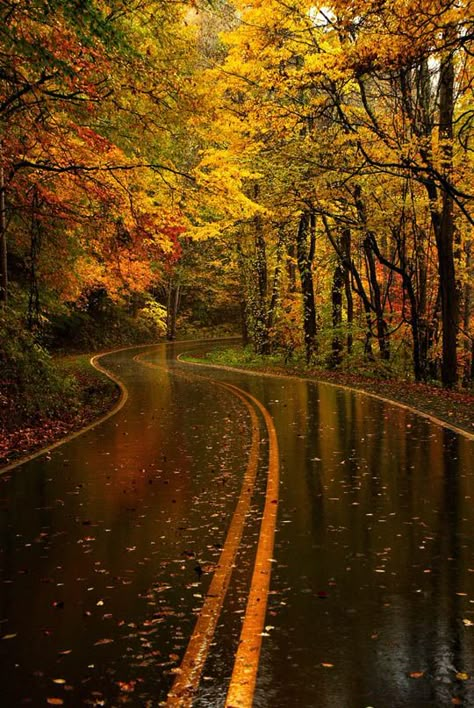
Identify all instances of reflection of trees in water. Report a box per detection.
[366,426,473,706]
[427,429,469,706]
[288,383,473,706]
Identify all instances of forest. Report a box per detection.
[1,0,473,438]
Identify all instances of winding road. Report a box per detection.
[0,341,473,707]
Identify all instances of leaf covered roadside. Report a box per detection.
[0,353,119,468]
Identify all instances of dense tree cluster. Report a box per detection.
[0,0,196,339]
[1,0,472,388]
[195,0,473,387]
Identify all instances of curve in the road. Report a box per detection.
[0,338,240,475]
[0,351,130,475]
[135,352,282,708]
[177,354,474,442]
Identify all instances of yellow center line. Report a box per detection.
[133,352,265,706]
[137,351,281,707]
[222,383,280,708]
[166,382,260,707]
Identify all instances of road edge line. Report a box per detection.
[0,338,240,475]
[178,355,474,442]
[0,352,128,474]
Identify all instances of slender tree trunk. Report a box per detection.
[27,187,41,331]
[322,215,380,359]
[463,241,472,385]
[330,263,344,368]
[287,240,297,293]
[265,230,284,350]
[253,215,268,353]
[0,159,7,306]
[354,186,390,360]
[240,299,249,346]
[405,278,425,381]
[434,32,458,387]
[236,241,250,346]
[296,211,317,363]
[252,185,269,354]
[341,229,353,354]
[166,280,180,340]
[363,237,390,360]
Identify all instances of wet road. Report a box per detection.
[0,342,473,707]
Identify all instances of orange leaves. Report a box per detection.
[74,127,114,154]
[2,0,196,312]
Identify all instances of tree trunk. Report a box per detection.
[252,185,269,354]
[27,187,42,331]
[363,236,390,360]
[353,186,390,361]
[0,160,7,305]
[330,263,344,368]
[341,229,353,354]
[166,280,180,341]
[433,32,458,387]
[265,230,284,349]
[287,240,297,293]
[236,241,250,346]
[463,241,472,385]
[296,211,317,363]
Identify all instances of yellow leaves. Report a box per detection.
[455,672,470,681]
[189,148,267,235]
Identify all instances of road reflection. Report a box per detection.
[0,344,472,707]
[238,376,474,708]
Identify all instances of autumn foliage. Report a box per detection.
[0,0,194,328]
[1,0,473,389]
[190,0,473,386]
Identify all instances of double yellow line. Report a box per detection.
[134,353,280,707]
[223,383,280,708]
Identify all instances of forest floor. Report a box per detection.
[186,348,474,436]
[0,354,120,469]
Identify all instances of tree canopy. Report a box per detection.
[1,0,473,387]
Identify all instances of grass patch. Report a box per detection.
[57,354,119,422]
[184,345,292,369]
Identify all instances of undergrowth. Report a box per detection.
[0,309,117,433]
